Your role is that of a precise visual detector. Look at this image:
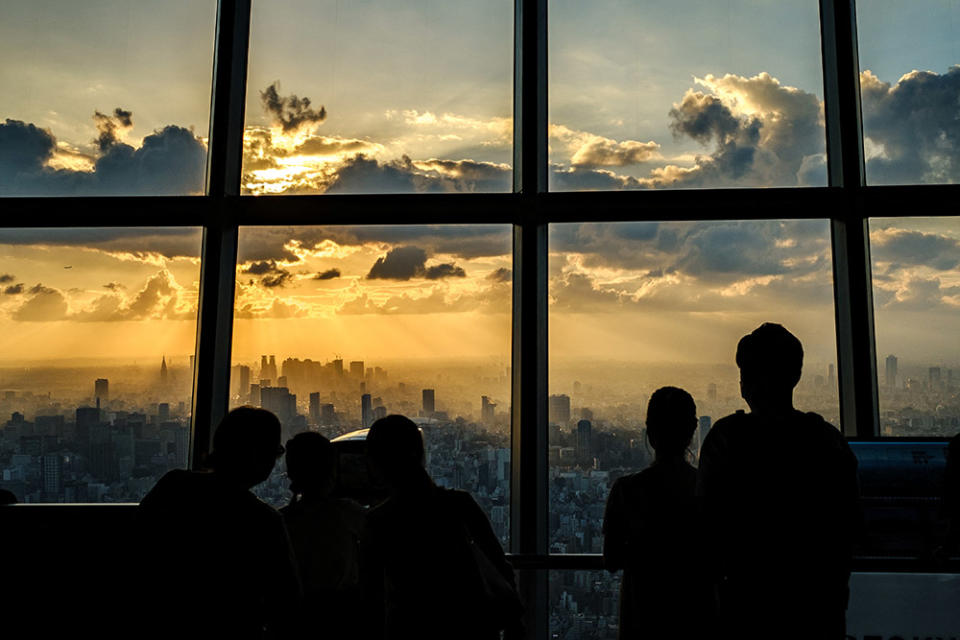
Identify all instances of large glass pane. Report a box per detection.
[0,1,217,196]
[548,220,839,553]
[230,225,512,546]
[857,1,960,185]
[0,228,203,502]
[550,570,620,640]
[242,1,513,195]
[549,0,826,190]
[871,217,960,436]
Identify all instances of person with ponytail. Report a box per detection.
[602,386,714,639]
[280,431,365,639]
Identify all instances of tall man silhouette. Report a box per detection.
[697,323,860,639]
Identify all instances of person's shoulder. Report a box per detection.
[140,469,204,506]
[711,410,751,432]
[796,411,845,443]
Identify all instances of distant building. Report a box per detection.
[160,356,168,386]
[422,389,436,416]
[249,383,261,406]
[930,367,942,387]
[261,387,296,425]
[549,394,571,425]
[828,363,836,388]
[707,383,717,402]
[309,392,321,424]
[373,405,387,421]
[361,393,373,428]
[95,378,109,406]
[481,396,496,424]
[698,416,712,455]
[332,359,344,377]
[886,355,898,388]
[158,403,170,422]
[576,420,592,459]
[321,403,336,426]
[350,361,365,379]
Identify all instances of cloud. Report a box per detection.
[860,66,960,184]
[12,285,69,321]
[261,271,293,288]
[0,114,206,196]
[313,268,341,280]
[241,259,294,288]
[0,228,202,260]
[487,267,512,282]
[235,298,308,319]
[551,124,661,168]
[424,263,467,279]
[325,155,511,195]
[0,274,14,283]
[4,284,24,295]
[93,108,134,152]
[367,246,429,280]
[243,260,280,275]
[877,275,960,311]
[102,281,125,291]
[366,246,467,281]
[70,271,195,322]
[871,228,960,272]
[260,82,327,133]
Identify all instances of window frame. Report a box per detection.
[3,0,959,636]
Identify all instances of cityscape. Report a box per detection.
[2,349,959,638]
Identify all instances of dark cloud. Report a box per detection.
[4,283,24,295]
[103,281,125,291]
[313,268,341,280]
[93,107,134,152]
[878,276,960,311]
[871,228,960,272]
[0,228,202,259]
[0,113,206,196]
[0,274,14,283]
[13,285,68,321]
[860,67,960,184]
[367,246,428,280]
[325,155,511,195]
[424,263,467,279]
[487,268,512,282]
[243,260,279,275]
[260,82,327,133]
[262,271,293,288]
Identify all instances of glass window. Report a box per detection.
[857,0,960,185]
[870,217,960,436]
[550,570,620,640]
[548,220,839,552]
[242,0,513,195]
[0,1,217,196]
[0,227,203,502]
[230,225,513,545]
[548,0,826,190]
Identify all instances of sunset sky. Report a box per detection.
[0,1,958,372]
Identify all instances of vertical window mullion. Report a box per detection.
[512,0,549,638]
[820,0,879,437]
[191,0,251,465]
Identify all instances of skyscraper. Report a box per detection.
[361,393,373,428]
[885,355,898,389]
[160,356,168,386]
[95,378,109,406]
[930,367,941,387]
[261,386,296,425]
[309,392,321,424]
[828,363,836,388]
[350,361,365,379]
[422,389,435,416]
[481,396,496,424]
[576,419,592,459]
[549,394,571,425]
[321,403,336,426]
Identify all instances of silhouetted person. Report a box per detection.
[137,407,300,640]
[603,386,713,639]
[281,431,366,639]
[697,323,860,639]
[360,414,519,640]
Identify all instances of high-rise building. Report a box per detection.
[698,416,712,454]
[95,378,109,406]
[828,363,836,388]
[373,405,387,421]
[309,392,321,424]
[332,359,344,377]
[237,365,250,400]
[158,403,170,422]
[930,367,942,387]
[422,389,436,416]
[885,355,898,388]
[361,393,373,428]
[249,383,261,407]
[549,394,571,425]
[576,419,592,459]
[321,403,336,426]
[261,386,296,425]
[707,383,717,402]
[41,454,62,495]
[350,361,365,379]
[160,356,168,386]
[481,396,496,424]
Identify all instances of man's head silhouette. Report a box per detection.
[736,323,803,413]
[366,414,426,488]
[209,406,283,488]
